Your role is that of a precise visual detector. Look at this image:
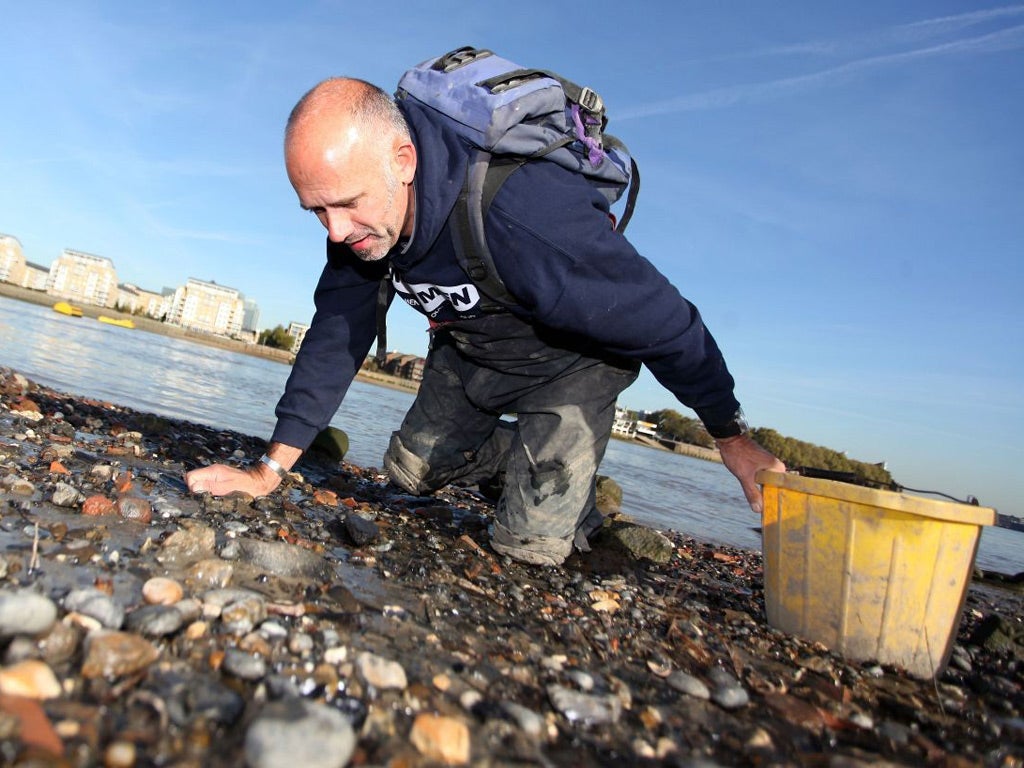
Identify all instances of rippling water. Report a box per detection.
[1,294,1019,573]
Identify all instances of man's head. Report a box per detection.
[285,78,416,261]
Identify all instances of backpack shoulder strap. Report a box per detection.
[450,150,523,308]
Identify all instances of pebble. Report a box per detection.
[605,523,676,563]
[39,620,81,665]
[244,698,356,768]
[156,522,217,566]
[222,537,335,581]
[0,590,58,637]
[64,588,125,630]
[81,631,160,679]
[125,605,184,637]
[220,595,268,636]
[185,558,235,591]
[117,496,153,523]
[51,481,83,507]
[501,701,546,738]
[410,713,471,765]
[151,496,184,518]
[711,685,750,710]
[547,683,623,726]
[706,667,749,710]
[345,513,380,546]
[666,671,711,700]
[104,740,137,768]
[4,475,35,495]
[222,647,267,680]
[0,659,62,699]
[288,632,314,656]
[142,576,184,606]
[355,651,408,691]
[566,669,595,691]
[81,494,117,516]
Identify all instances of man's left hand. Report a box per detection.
[715,434,786,515]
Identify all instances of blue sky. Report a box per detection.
[2,2,1021,519]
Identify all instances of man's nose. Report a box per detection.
[322,210,354,243]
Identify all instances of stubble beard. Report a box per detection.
[352,164,402,262]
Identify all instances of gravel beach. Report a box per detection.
[0,366,1021,767]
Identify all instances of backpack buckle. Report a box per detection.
[577,87,604,115]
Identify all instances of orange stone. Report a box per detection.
[312,489,338,506]
[0,693,63,755]
[81,495,116,517]
[409,713,470,765]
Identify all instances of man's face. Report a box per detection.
[286,123,415,262]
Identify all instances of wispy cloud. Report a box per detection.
[621,10,1024,119]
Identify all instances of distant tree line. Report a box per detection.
[259,325,294,350]
[749,427,893,486]
[650,410,715,448]
[645,409,892,486]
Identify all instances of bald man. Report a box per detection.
[187,78,783,566]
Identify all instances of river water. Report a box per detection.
[1,295,1020,574]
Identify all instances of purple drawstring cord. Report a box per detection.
[571,103,606,167]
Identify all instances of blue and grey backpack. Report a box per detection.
[395,45,640,306]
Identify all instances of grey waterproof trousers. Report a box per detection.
[383,314,639,566]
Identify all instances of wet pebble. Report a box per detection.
[81,630,160,679]
[219,595,268,635]
[410,712,471,765]
[142,576,184,606]
[245,698,356,768]
[185,558,234,591]
[222,647,267,680]
[355,651,407,691]
[667,670,711,700]
[345,513,379,546]
[0,659,62,699]
[51,480,83,507]
[707,668,749,710]
[223,537,334,581]
[125,604,184,637]
[117,496,153,523]
[547,683,623,726]
[3,474,35,495]
[104,740,137,768]
[156,522,217,566]
[0,590,58,637]
[151,495,184,518]
[566,669,595,692]
[64,587,125,629]
[501,701,546,738]
[288,631,314,656]
[81,494,117,516]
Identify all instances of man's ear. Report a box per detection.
[394,139,416,184]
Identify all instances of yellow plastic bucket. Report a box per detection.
[757,470,995,679]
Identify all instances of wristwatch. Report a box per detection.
[258,453,289,481]
[706,408,749,439]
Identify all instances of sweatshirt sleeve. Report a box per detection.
[271,241,388,450]
[485,161,741,427]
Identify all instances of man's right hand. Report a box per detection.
[186,443,302,497]
[185,463,279,497]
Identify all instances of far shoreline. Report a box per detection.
[1,283,722,464]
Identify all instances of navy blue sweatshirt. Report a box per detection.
[271,101,740,450]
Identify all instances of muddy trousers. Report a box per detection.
[383,319,639,566]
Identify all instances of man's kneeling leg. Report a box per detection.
[383,433,437,496]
